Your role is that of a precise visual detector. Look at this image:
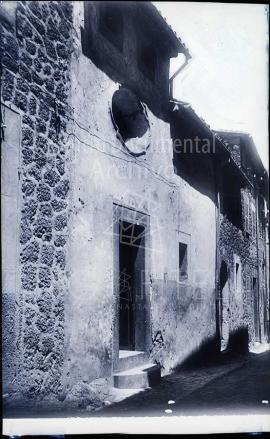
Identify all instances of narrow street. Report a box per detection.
[4,350,270,420]
[93,351,270,417]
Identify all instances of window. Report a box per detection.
[235,263,240,290]
[243,192,250,238]
[258,196,265,239]
[99,3,124,52]
[234,254,242,295]
[245,274,251,292]
[220,169,243,230]
[250,203,256,238]
[179,243,188,281]
[259,220,265,239]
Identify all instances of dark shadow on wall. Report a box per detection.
[81,2,176,122]
[220,260,228,292]
[170,106,221,205]
[174,335,221,371]
[218,260,229,342]
[174,327,249,372]
[227,326,249,355]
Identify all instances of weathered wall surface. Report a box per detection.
[257,198,269,342]
[219,187,258,348]
[62,2,217,391]
[2,106,22,398]
[2,0,218,408]
[82,1,173,122]
[1,1,73,403]
[150,178,217,371]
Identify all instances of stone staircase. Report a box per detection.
[113,350,161,389]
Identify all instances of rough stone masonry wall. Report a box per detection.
[258,215,268,342]
[1,1,73,402]
[219,187,258,347]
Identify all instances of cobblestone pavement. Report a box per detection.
[93,351,270,417]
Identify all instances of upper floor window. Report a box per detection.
[250,203,256,238]
[258,196,266,239]
[179,242,188,282]
[99,3,124,52]
[234,254,242,296]
[220,168,243,230]
[221,188,243,230]
[243,192,250,239]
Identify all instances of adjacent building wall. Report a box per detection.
[257,194,269,342]
[217,134,269,350]
[219,184,269,349]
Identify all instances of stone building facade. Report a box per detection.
[215,131,269,350]
[1,1,269,411]
[1,0,73,403]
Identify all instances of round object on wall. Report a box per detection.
[111,86,151,156]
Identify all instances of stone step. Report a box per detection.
[116,350,149,372]
[113,363,161,389]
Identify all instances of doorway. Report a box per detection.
[219,260,230,350]
[113,204,150,370]
[253,277,261,342]
[119,220,145,351]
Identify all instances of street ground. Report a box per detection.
[4,349,270,419]
[93,350,270,417]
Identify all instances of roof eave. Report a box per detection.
[141,2,190,58]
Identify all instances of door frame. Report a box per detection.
[112,202,151,371]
